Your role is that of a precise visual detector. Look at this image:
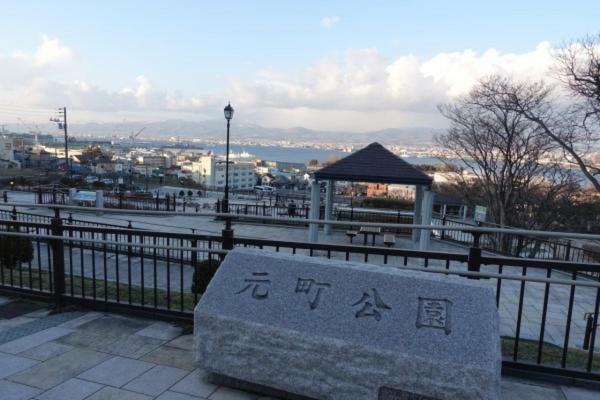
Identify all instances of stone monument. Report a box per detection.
[194,248,501,400]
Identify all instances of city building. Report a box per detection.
[0,135,15,163]
[191,155,256,189]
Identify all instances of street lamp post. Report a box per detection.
[221,102,234,249]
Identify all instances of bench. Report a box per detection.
[345,230,358,243]
[383,234,396,247]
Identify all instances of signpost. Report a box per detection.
[474,205,487,223]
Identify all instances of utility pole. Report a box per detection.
[50,107,70,178]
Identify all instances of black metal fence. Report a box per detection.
[433,215,600,269]
[219,200,311,219]
[104,193,178,212]
[0,216,598,381]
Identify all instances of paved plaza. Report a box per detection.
[0,296,597,400]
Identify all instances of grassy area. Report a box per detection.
[501,337,600,372]
[2,266,198,313]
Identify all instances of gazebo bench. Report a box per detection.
[345,230,358,243]
[383,234,396,247]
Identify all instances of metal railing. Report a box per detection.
[433,215,600,268]
[0,207,599,381]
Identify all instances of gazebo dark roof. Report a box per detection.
[314,142,433,185]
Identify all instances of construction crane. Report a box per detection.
[129,127,145,146]
[16,118,41,148]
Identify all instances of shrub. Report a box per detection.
[191,258,221,294]
[0,231,34,269]
[187,190,193,197]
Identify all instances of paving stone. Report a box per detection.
[157,391,206,400]
[56,312,103,329]
[0,353,39,379]
[36,378,103,400]
[165,334,193,351]
[136,322,183,341]
[0,300,44,318]
[0,327,74,354]
[78,356,155,387]
[0,316,37,333]
[85,386,153,400]
[141,345,195,371]
[19,341,73,361]
[561,386,600,400]
[209,386,257,400]
[501,379,566,400]
[9,348,109,390]
[23,308,52,318]
[0,312,84,346]
[56,327,125,350]
[0,379,42,400]
[124,365,189,396]
[99,334,165,359]
[77,315,151,334]
[170,369,218,398]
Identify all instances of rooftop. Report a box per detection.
[314,142,433,185]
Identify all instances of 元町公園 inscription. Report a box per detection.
[416,298,452,335]
[236,272,271,300]
[295,278,331,310]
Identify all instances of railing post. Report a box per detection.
[37,188,43,204]
[156,193,160,211]
[52,189,57,204]
[119,192,123,209]
[11,206,17,221]
[262,202,266,216]
[166,194,170,211]
[191,238,198,270]
[583,313,594,350]
[396,210,401,234]
[441,215,447,240]
[467,232,482,280]
[3,190,8,203]
[221,221,234,250]
[50,208,65,309]
[565,240,572,261]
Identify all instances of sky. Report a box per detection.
[0,1,599,133]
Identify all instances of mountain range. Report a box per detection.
[7,120,444,145]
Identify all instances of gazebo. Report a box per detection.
[311,142,434,249]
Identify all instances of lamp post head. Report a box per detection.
[224,103,234,121]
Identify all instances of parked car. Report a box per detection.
[100,178,114,185]
[84,175,99,183]
[254,185,277,194]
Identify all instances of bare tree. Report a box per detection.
[506,35,600,192]
[437,76,576,229]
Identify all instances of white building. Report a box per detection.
[191,155,256,190]
[0,136,15,163]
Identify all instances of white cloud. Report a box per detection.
[320,16,340,28]
[232,42,557,114]
[0,35,565,131]
[34,34,73,66]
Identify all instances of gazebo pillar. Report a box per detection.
[419,188,435,250]
[324,180,335,235]
[412,185,424,243]
[308,180,320,242]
